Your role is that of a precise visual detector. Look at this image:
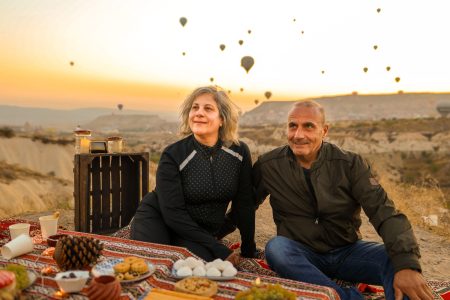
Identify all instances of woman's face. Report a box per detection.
[188,93,222,145]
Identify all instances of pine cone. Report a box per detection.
[53,235,103,271]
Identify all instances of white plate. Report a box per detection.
[92,258,155,283]
[171,268,235,281]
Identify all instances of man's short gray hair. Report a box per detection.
[290,100,326,125]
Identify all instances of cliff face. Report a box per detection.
[240,93,450,125]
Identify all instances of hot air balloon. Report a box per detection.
[182,52,186,56]
[179,17,187,27]
[352,91,358,96]
[210,77,214,82]
[293,18,296,22]
[395,77,401,82]
[321,70,325,74]
[240,88,244,92]
[69,61,74,66]
[254,99,259,105]
[377,8,381,13]
[240,56,254,73]
[248,30,252,34]
[301,30,304,35]
[117,104,123,111]
[373,45,378,50]
[219,44,226,51]
[386,66,391,71]
[398,90,403,94]
[363,67,368,73]
[264,91,272,99]
[227,90,231,94]
[238,40,244,46]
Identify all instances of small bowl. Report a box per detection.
[47,234,67,247]
[54,270,89,293]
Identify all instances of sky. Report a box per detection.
[1,0,449,113]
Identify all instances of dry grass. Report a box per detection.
[0,161,70,185]
[381,178,450,239]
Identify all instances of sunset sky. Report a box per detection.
[1,0,449,113]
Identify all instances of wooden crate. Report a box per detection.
[74,153,149,234]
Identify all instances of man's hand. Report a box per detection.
[394,269,433,300]
[225,251,243,266]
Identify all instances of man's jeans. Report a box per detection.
[265,236,398,300]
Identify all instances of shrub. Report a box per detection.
[0,127,15,138]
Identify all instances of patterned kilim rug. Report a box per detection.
[112,225,450,300]
[1,219,448,299]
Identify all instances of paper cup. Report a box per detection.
[9,223,31,240]
[1,234,34,259]
[39,215,58,239]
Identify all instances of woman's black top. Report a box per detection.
[147,135,256,259]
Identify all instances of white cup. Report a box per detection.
[9,223,31,240]
[39,215,58,239]
[1,234,34,259]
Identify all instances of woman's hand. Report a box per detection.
[225,251,243,266]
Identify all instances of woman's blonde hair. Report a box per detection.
[179,86,240,145]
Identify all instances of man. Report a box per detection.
[253,100,433,300]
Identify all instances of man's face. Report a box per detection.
[287,106,328,164]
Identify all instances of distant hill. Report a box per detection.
[240,93,450,125]
[85,114,177,132]
[0,105,177,130]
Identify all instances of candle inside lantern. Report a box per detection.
[79,137,90,154]
[74,128,91,154]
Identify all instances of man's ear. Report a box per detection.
[322,124,329,138]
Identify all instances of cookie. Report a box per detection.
[131,261,149,274]
[113,262,130,273]
[124,256,144,265]
[123,272,137,280]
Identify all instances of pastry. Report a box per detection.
[192,266,206,277]
[222,266,237,277]
[124,256,144,265]
[205,267,220,277]
[123,272,137,280]
[173,259,186,271]
[177,266,193,277]
[174,277,217,297]
[113,262,130,274]
[130,262,149,274]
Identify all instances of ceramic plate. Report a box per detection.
[92,258,155,283]
[171,268,234,281]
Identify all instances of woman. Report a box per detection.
[131,86,256,263]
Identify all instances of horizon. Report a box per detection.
[2,91,450,114]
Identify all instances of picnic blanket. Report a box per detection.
[112,224,450,300]
[0,219,339,300]
[1,219,448,300]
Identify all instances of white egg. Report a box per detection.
[205,262,214,270]
[185,257,199,269]
[216,261,228,271]
[222,266,237,277]
[173,259,186,271]
[192,266,206,276]
[177,266,193,277]
[213,258,223,264]
[206,267,221,277]
[222,261,234,269]
[193,259,205,269]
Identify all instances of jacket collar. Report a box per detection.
[285,141,328,171]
